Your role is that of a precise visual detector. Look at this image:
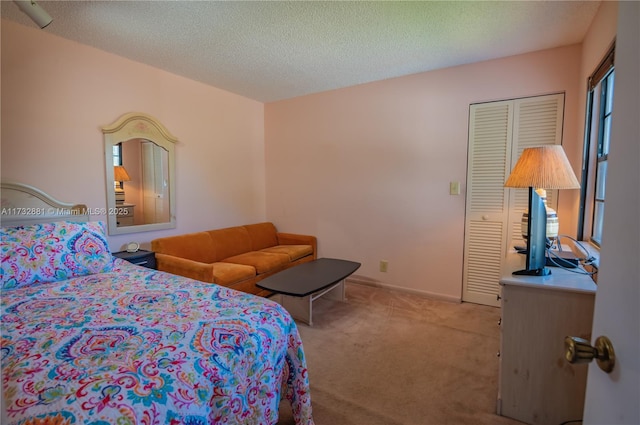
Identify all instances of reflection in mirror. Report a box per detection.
[103,113,178,235]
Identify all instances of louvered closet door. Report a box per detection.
[506,94,565,250]
[462,101,514,307]
[463,93,565,307]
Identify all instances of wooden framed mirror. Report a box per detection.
[102,112,177,235]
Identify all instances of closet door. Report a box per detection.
[506,94,565,251]
[462,100,514,307]
[141,141,170,224]
[462,93,565,307]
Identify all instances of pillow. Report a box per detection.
[1,221,113,290]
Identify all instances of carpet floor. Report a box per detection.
[277,282,525,425]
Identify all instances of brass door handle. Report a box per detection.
[564,335,616,373]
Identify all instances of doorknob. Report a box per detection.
[564,335,616,373]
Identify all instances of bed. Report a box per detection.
[1,182,314,425]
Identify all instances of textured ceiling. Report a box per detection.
[1,1,601,102]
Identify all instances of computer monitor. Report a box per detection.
[513,187,551,276]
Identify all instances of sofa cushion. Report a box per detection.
[207,227,251,261]
[212,262,256,286]
[152,232,216,263]
[222,251,290,274]
[244,222,279,251]
[261,245,313,261]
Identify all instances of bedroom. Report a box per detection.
[2,1,638,423]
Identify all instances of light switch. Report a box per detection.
[450,181,460,195]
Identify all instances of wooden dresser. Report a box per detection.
[115,203,135,226]
[497,254,596,425]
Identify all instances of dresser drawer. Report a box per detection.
[115,204,135,227]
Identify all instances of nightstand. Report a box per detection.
[112,249,156,269]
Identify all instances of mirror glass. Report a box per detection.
[103,113,177,235]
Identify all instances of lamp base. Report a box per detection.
[512,267,551,276]
[115,192,125,203]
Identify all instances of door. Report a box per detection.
[462,100,513,307]
[582,2,639,422]
[506,95,564,250]
[462,94,564,306]
[141,141,170,224]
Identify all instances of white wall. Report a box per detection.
[1,20,266,251]
[265,45,583,301]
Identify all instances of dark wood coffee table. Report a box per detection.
[257,258,361,325]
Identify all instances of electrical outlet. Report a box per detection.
[380,260,388,272]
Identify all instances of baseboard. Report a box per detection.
[346,275,461,304]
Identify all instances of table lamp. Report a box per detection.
[114,165,131,205]
[504,145,580,276]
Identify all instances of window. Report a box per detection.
[113,143,122,166]
[579,44,615,247]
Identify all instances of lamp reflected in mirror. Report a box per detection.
[113,165,131,205]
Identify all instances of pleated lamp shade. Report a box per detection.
[113,166,131,182]
[505,145,580,189]
[506,145,580,243]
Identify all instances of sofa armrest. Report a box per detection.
[276,232,317,259]
[155,253,215,283]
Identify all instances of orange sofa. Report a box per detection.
[151,222,317,296]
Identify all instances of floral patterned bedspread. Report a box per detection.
[1,259,314,425]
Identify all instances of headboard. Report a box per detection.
[0,182,89,227]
